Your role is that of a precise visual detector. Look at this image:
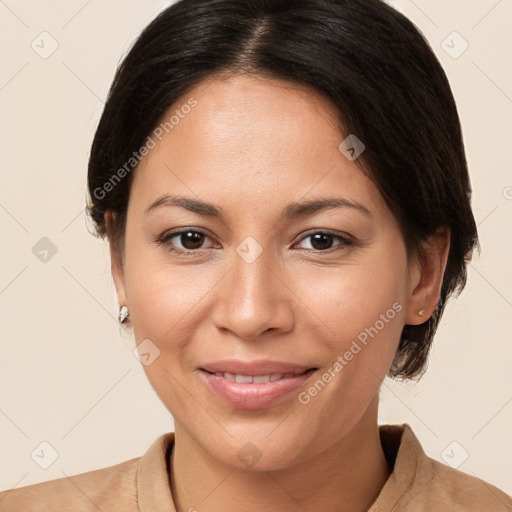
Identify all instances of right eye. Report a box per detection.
[156,228,217,256]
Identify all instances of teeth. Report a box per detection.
[235,374,253,383]
[252,375,271,383]
[211,372,299,382]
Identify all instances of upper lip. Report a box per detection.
[200,359,314,376]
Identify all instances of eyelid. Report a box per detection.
[162,227,211,238]
[295,228,353,242]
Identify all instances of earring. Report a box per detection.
[418,309,425,316]
[118,305,129,324]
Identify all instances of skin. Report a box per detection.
[106,73,450,512]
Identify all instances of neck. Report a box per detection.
[170,397,390,512]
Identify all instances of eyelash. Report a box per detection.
[155,228,354,257]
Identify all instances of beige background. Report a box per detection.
[1,0,511,496]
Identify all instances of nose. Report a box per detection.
[211,248,295,340]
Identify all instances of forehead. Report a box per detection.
[129,74,391,223]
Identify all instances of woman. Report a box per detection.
[1,0,510,510]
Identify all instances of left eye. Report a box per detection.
[295,232,353,251]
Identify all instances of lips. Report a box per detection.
[199,359,317,409]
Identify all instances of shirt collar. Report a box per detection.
[369,423,434,511]
[137,431,176,512]
[136,423,427,512]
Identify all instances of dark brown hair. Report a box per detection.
[86,0,479,379]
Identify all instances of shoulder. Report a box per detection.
[0,456,140,512]
[417,458,512,511]
[378,424,512,511]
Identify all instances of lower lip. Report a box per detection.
[199,369,316,410]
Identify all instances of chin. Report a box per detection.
[192,422,315,472]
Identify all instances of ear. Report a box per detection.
[404,226,451,325]
[104,211,128,310]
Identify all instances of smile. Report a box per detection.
[209,371,308,383]
[199,365,317,409]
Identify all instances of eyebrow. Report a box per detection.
[144,194,372,219]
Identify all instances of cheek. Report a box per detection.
[295,257,406,408]
[122,250,205,414]
[125,265,205,347]
[291,246,408,405]
[294,253,407,341]
[122,228,214,340]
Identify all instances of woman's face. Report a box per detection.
[111,74,424,470]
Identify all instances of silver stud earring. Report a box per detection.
[418,309,425,316]
[118,305,129,324]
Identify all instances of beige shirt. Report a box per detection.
[1,423,510,511]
